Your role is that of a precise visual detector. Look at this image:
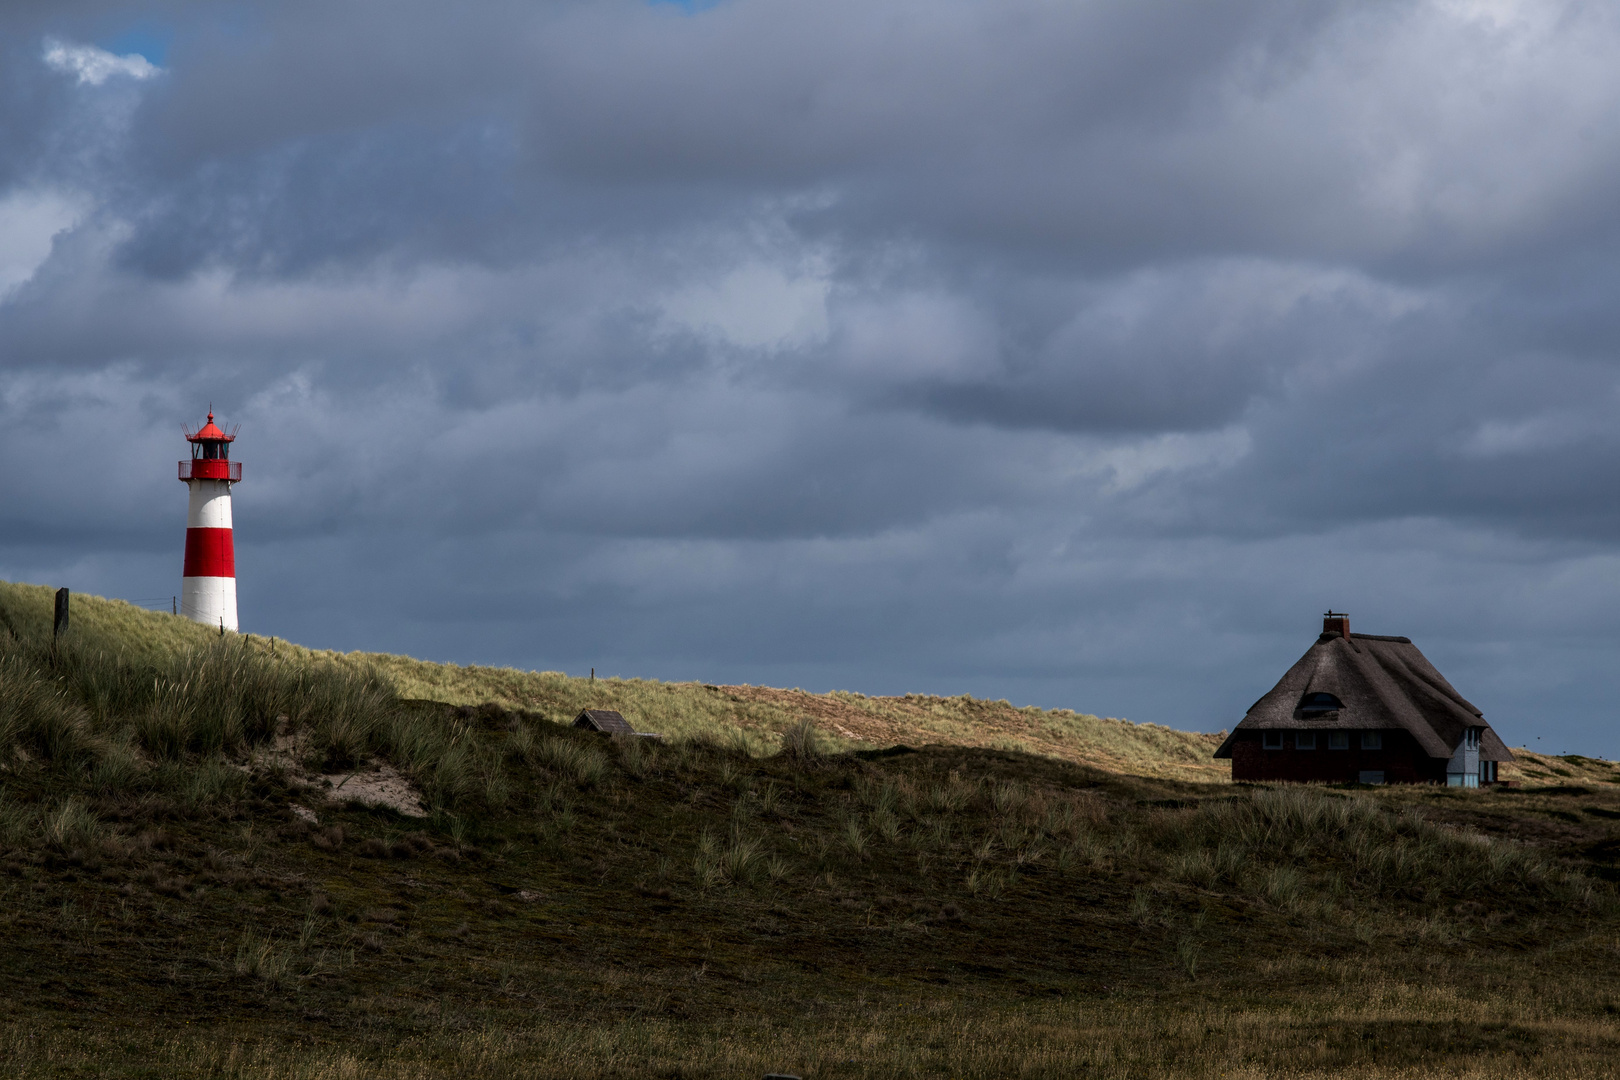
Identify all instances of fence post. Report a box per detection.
[53,587,70,640]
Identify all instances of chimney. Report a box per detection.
[1323,611,1349,639]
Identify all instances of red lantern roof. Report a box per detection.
[185,411,235,443]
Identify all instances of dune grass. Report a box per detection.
[2,707,1619,1077]
[3,577,1606,802]
[0,578,1230,783]
[6,577,1620,1076]
[0,581,482,810]
[369,654,1232,779]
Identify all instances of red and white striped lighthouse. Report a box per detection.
[178,411,241,631]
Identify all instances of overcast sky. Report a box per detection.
[2,0,1618,755]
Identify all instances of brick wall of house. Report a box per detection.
[1229,729,1448,784]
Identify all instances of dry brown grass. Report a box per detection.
[364,653,1226,780]
[5,983,1620,1079]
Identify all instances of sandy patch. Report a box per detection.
[242,716,430,818]
[319,763,428,818]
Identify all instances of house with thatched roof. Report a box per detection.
[1214,613,1513,786]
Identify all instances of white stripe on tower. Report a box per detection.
[182,479,237,630]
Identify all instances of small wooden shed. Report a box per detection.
[573,709,634,735]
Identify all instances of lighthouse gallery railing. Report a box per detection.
[178,460,242,481]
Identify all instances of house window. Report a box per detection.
[1464,727,1481,750]
[1296,731,1317,750]
[1262,731,1284,750]
[1361,731,1383,750]
[1328,731,1349,750]
[1358,771,1385,785]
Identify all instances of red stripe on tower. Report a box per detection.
[183,528,236,578]
[178,411,241,631]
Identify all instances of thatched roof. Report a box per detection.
[1214,630,1513,762]
[573,709,634,735]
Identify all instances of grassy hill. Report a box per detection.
[6,579,1594,786]
[4,579,1620,1078]
[0,579,1233,780]
[374,653,1232,782]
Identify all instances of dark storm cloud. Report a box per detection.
[3,0,1620,755]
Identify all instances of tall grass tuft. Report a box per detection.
[135,680,196,761]
[778,718,825,764]
[842,817,869,858]
[41,798,100,849]
[614,733,654,778]
[0,791,33,845]
[2,603,400,772]
[0,655,97,767]
[423,739,479,808]
[232,931,294,987]
[990,779,1027,818]
[926,771,974,814]
[721,828,763,884]
[531,736,608,788]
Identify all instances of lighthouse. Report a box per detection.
[178,411,241,631]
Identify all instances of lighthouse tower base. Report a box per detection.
[182,477,238,631]
[181,575,238,631]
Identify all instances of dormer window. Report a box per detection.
[1299,692,1344,718]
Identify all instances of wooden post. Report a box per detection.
[53,587,69,640]
[172,596,177,616]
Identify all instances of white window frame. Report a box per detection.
[1328,731,1349,750]
[1361,731,1383,750]
[1296,731,1317,750]
[1262,731,1284,750]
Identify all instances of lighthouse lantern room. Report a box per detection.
[178,411,241,630]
